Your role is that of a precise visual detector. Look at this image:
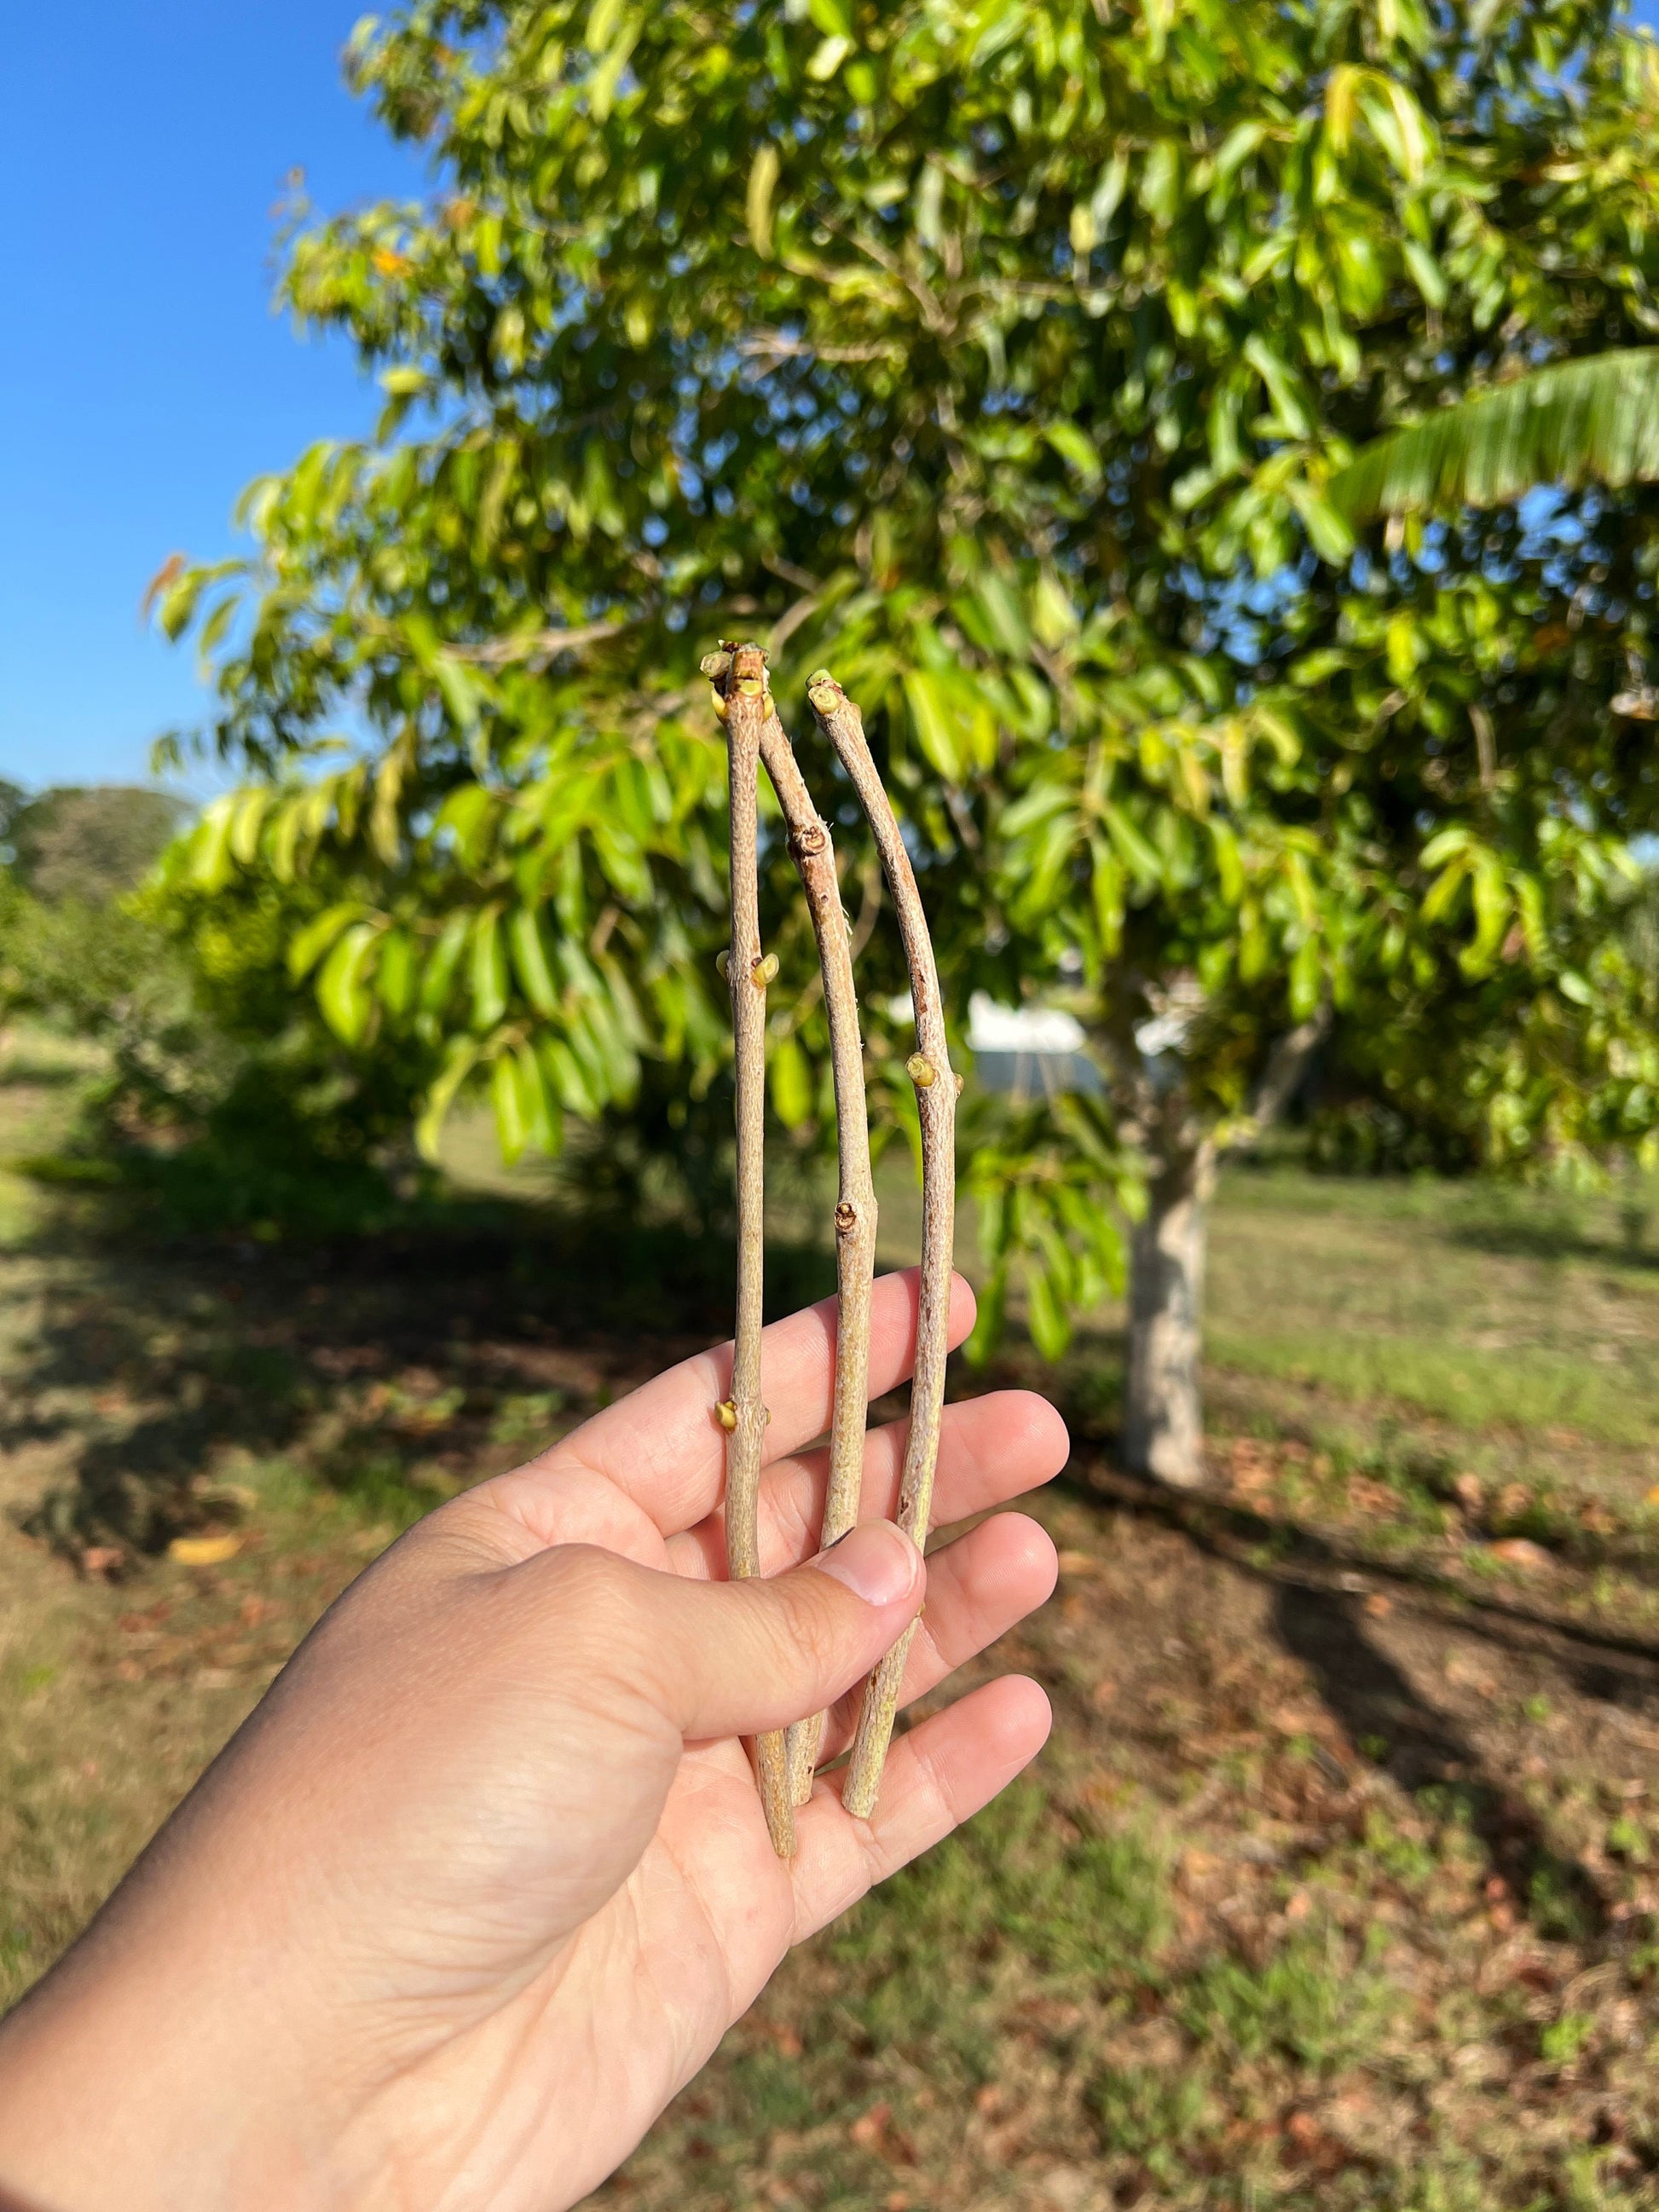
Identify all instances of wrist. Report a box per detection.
[0,1907,340,2212]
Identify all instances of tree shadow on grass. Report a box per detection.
[3,1193,837,1561]
[1069,1463,1616,1943]
[1270,1581,1607,1943]
[1444,1216,1659,1274]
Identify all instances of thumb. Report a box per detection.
[637,1521,924,1743]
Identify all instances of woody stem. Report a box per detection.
[721,645,794,1859]
[757,709,878,1807]
[806,670,957,1821]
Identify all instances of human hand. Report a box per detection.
[0,1271,1066,2212]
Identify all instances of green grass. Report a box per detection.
[1205,1164,1659,1452]
[7,1035,1659,2206]
[1177,1924,1396,2074]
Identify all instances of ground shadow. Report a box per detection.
[4,1193,837,1558]
[1270,1580,1607,1940]
[1068,1460,1616,1942]
[1446,1216,1659,1274]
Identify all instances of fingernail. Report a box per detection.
[812,1522,920,1607]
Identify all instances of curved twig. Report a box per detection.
[755,707,878,1806]
[806,669,957,1820]
[716,643,795,1859]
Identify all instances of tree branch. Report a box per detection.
[443,616,636,669]
[719,643,794,1858]
[1233,1002,1332,1149]
[754,700,877,1805]
[806,668,957,1821]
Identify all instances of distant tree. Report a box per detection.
[9,787,186,906]
[160,0,1659,1483]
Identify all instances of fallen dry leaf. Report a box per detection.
[1488,1538,1553,1573]
[849,2103,916,2163]
[168,1532,244,1568]
[851,2103,893,2151]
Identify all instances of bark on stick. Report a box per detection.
[806,669,956,1820]
[720,643,794,1857]
[754,707,878,1806]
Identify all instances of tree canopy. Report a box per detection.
[162,0,1659,1361]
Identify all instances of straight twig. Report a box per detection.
[715,641,795,1858]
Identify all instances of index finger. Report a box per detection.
[521,1268,975,1537]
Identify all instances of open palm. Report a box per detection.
[0,1272,1065,2212]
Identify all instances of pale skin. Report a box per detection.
[0,1269,1066,2212]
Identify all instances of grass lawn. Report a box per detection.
[4,1032,1659,2206]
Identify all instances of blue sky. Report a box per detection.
[0,5,425,794]
[8,7,1659,797]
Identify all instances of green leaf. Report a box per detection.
[513,1039,561,1156]
[288,902,361,981]
[1332,351,1659,521]
[963,1266,1008,1368]
[539,1034,601,1118]
[470,906,509,1029]
[1243,337,1312,438]
[585,0,625,51]
[1420,853,1469,924]
[1030,569,1079,647]
[507,904,559,1016]
[1045,420,1103,488]
[1024,1260,1071,1361]
[904,670,964,783]
[316,921,379,1045]
[1289,935,1321,1021]
[1287,483,1355,565]
[1101,804,1164,888]
[228,788,270,867]
[1401,240,1448,309]
[378,928,416,1016]
[770,1035,813,1129]
[491,1047,529,1164]
[417,1041,479,1164]
[420,912,471,1013]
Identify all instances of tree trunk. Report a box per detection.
[1122,1138,1214,1488]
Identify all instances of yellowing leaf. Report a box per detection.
[747,141,780,258]
[806,33,852,79]
[1030,569,1079,647]
[188,796,238,893]
[1325,62,1361,153]
[169,1533,243,1567]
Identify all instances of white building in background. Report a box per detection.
[966,992,1101,1100]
